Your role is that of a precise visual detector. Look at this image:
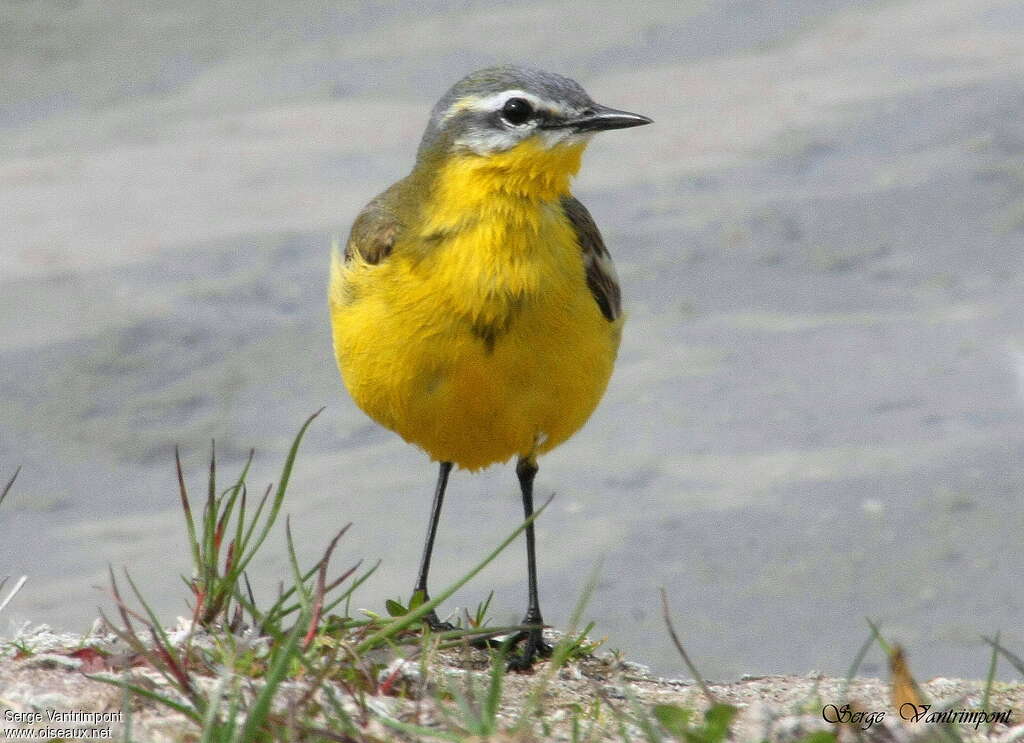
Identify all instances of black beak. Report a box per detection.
[543,103,653,132]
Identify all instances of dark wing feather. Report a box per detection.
[561,196,622,322]
[344,182,404,265]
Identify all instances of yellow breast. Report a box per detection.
[329,140,622,470]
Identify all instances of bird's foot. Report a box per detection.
[422,610,457,633]
[506,625,552,672]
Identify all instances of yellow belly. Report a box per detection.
[329,212,622,470]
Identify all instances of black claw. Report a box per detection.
[506,627,552,671]
[423,611,456,633]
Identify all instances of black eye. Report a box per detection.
[501,97,533,125]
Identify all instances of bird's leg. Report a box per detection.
[507,456,553,671]
[413,461,455,632]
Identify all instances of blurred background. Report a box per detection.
[2,0,1024,680]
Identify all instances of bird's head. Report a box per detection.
[416,66,651,173]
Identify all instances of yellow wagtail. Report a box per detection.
[329,66,650,668]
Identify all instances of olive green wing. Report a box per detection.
[561,195,622,322]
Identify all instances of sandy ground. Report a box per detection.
[2,626,1023,742]
[2,0,1024,681]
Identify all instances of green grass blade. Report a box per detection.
[983,634,1024,676]
[865,617,891,655]
[320,685,359,738]
[87,675,200,722]
[231,477,251,575]
[660,587,716,704]
[483,648,506,731]
[201,441,219,585]
[120,685,132,743]
[237,619,305,742]
[320,560,381,617]
[234,410,321,577]
[212,450,254,591]
[121,570,180,666]
[376,714,462,742]
[449,683,482,734]
[236,484,272,569]
[514,563,600,735]
[474,591,494,627]
[625,685,663,743]
[355,496,552,653]
[0,465,20,508]
[199,673,231,743]
[980,630,1000,727]
[175,449,202,581]
[284,517,313,617]
[840,622,881,701]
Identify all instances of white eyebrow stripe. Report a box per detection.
[469,90,543,111]
[442,89,557,122]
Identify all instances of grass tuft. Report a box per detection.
[660,588,716,704]
[14,415,1016,742]
[86,412,610,741]
[177,410,322,627]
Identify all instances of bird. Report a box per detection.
[329,65,651,669]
